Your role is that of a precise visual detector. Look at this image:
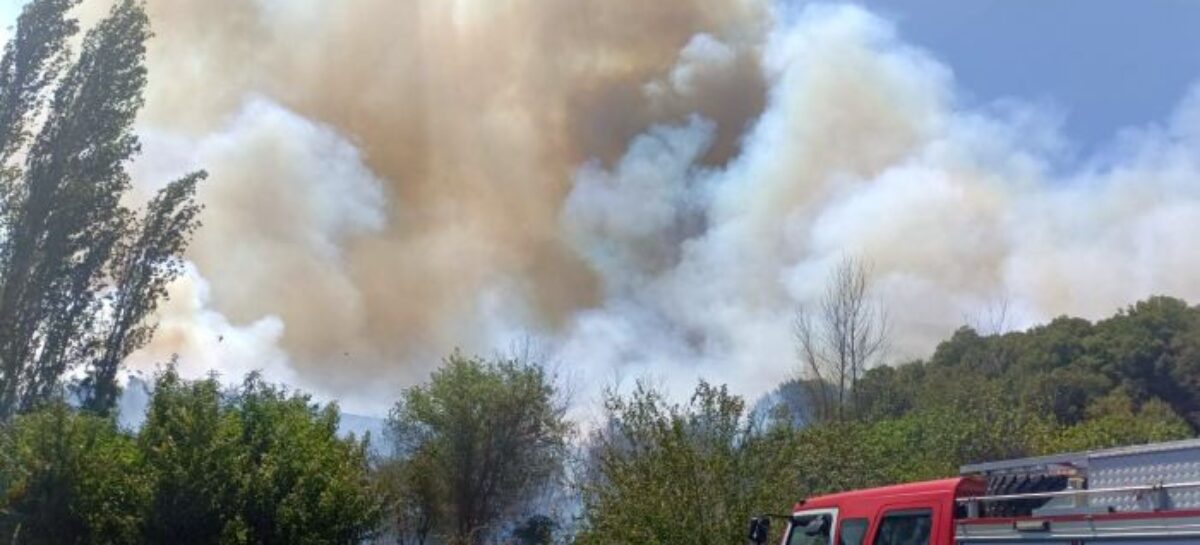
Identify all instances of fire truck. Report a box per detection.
[748,439,1200,545]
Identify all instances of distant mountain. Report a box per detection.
[116,376,392,456]
[116,376,153,429]
[340,412,392,456]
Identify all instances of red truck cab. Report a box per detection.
[775,478,984,545]
[749,439,1200,545]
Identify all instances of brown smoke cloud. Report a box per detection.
[111,0,768,398]
[101,0,1200,415]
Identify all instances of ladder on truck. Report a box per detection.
[954,438,1200,543]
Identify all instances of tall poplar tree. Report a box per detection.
[0,0,204,419]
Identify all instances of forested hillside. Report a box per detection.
[575,296,1200,545]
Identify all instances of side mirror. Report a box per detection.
[747,517,770,544]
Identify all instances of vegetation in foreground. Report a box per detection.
[0,369,380,544]
[3,296,1198,545]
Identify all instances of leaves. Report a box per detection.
[577,381,775,545]
[141,368,381,545]
[386,352,570,545]
[0,0,204,419]
[0,402,147,544]
[83,171,206,415]
[0,368,381,544]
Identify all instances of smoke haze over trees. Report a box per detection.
[8,0,1190,416]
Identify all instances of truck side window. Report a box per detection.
[787,514,833,545]
[872,509,932,545]
[839,518,868,545]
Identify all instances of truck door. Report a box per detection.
[837,517,869,545]
[868,503,945,545]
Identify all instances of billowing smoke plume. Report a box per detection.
[70,0,1200,413]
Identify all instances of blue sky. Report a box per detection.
[0,2,14,29]
[852,0,1200,153]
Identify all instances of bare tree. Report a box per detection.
[966,296,1012,336]
[793,256,889,422]
[962,296,1016,378]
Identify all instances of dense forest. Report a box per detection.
[0,0,1199,544]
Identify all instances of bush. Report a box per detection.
[0,403,146,544]
[0,369,382,545]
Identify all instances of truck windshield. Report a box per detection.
[787,514,833,545]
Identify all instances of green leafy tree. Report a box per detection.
[0,368,382,545]
[853,297,1200,433]
[137,368,244,544]
[232,374,381,544]
[0,403,147,544]
[1038,392,1192,453]
[854,361,924,421]
[576,382,783,545]
[1089,297,1200,427]
[139,368,381,545]
[0,0,77,167]
[387,352,570,545]
[376,452,443,545]
[82,172,204,415]
[0,0,204,419]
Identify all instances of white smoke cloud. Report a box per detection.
[123,262,297,387]
[554,3,1200,408]
[646,34,739,100]
[127,97,390,411]
[41,0,1200,416]
[564,116,716,293]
